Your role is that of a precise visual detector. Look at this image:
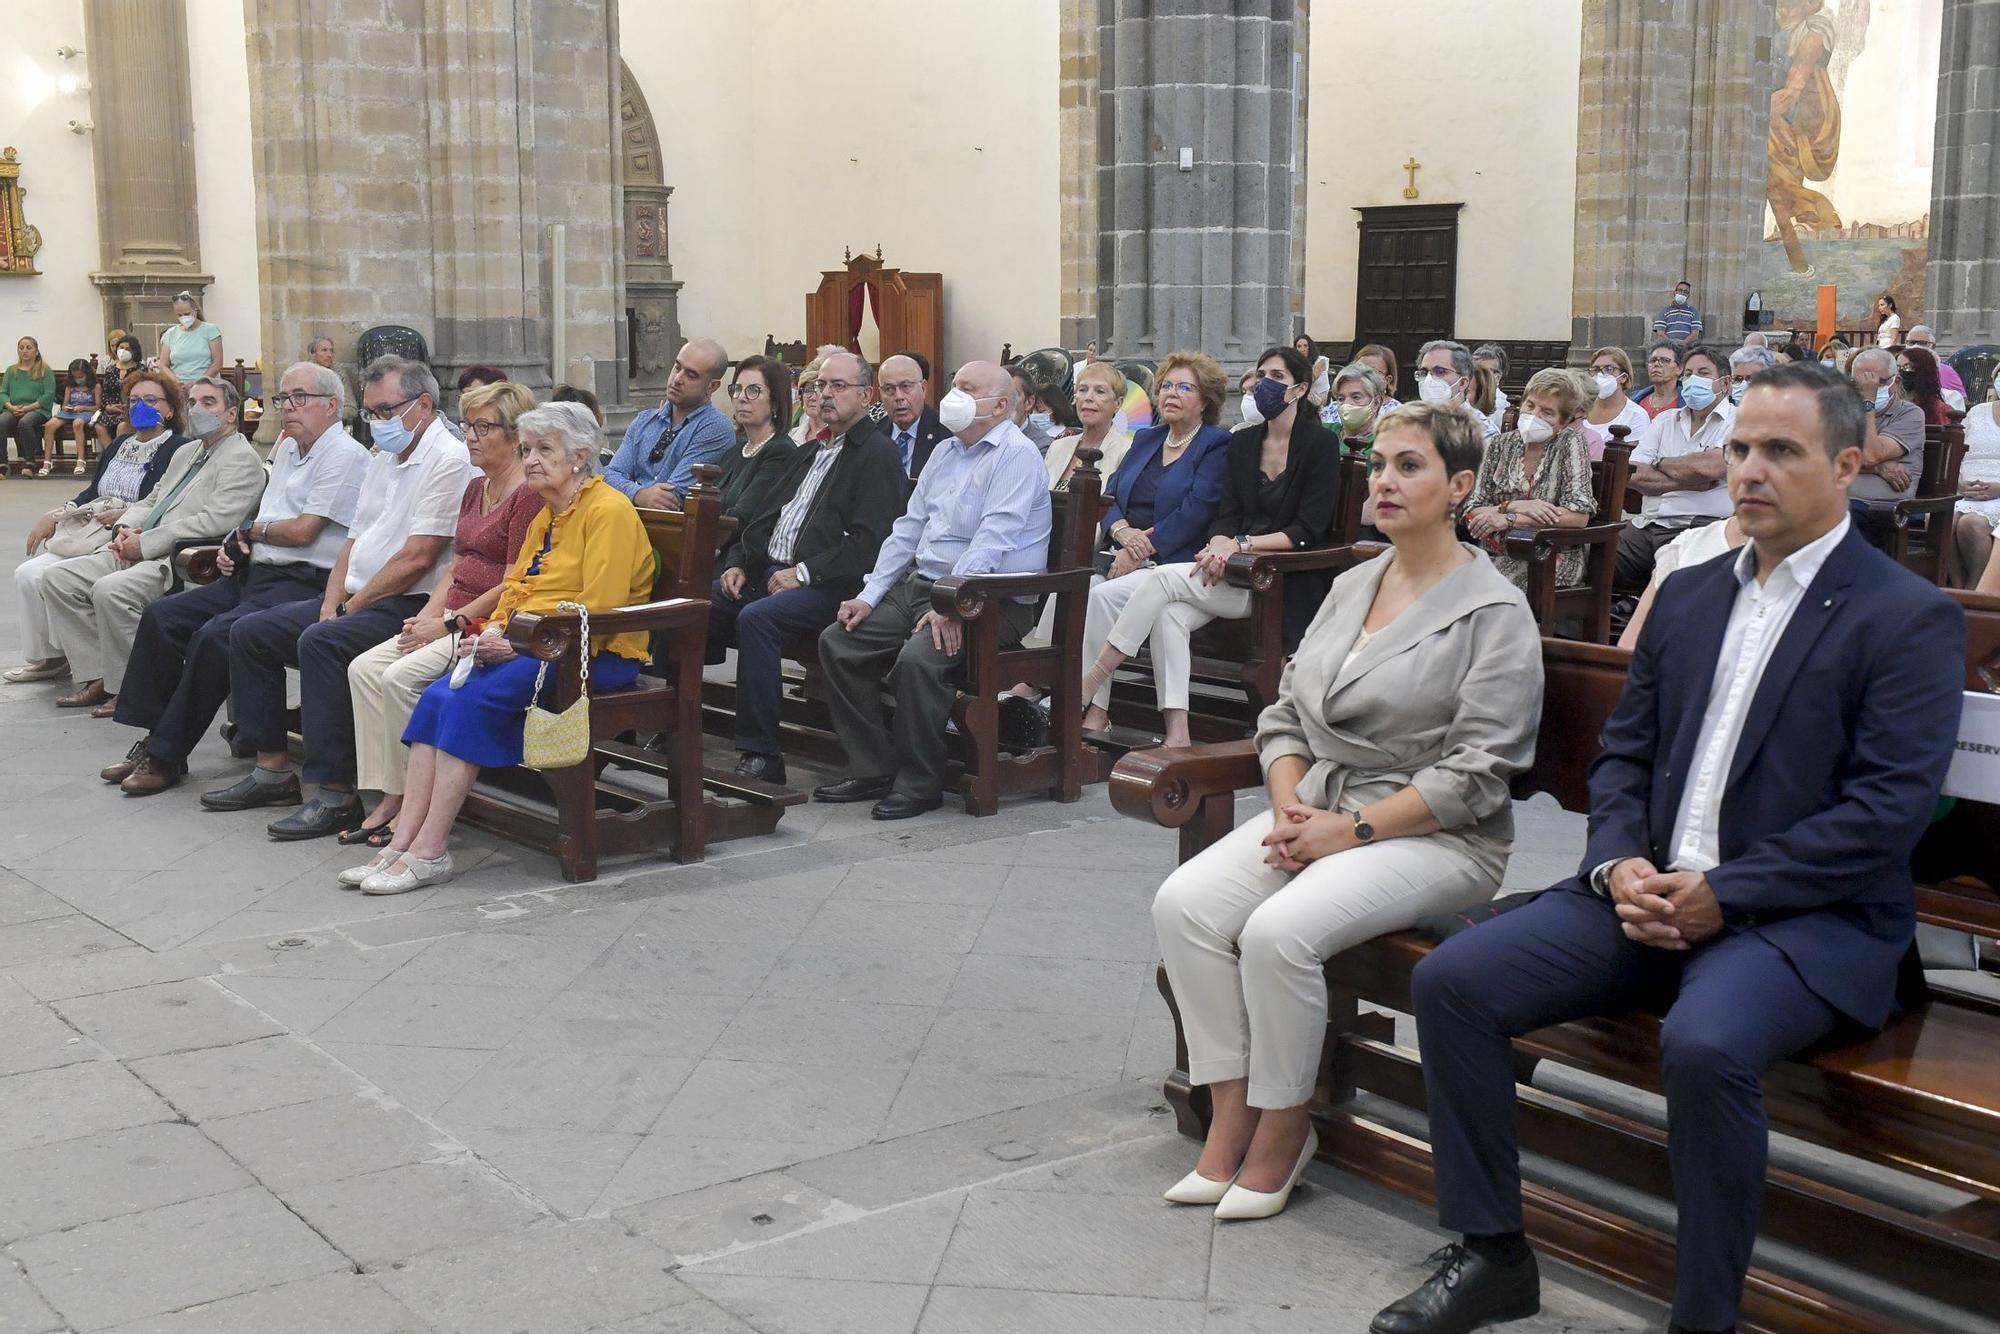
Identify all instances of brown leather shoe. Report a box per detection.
[55,680,108,709]
[102,739,147,784]
[120,752,183,796]
[90,694,119,719]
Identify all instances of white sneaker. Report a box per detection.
[361,851,454,896]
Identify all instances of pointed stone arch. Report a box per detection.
[618,58,681,397]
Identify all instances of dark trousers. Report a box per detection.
[116,563,328,763]
[1848,498,1900,553]
[1614,517,1716,593]
[228,594,425,785]
[816,573,1036,800]
[0,410,50,463]
[706,576,842,757]
[1412,887,1841,1330]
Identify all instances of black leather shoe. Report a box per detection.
[1370,1244,1539,1334]
[997,694,1051,752]
[871,791,944,821]
[813,776,894,804]
[267,794,365,842]
[734,752,787,784]
[200,771,303,812]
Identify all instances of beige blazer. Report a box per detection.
[119,432,267,561]
[1256,544,1543,874]
[1043,429,1131,489]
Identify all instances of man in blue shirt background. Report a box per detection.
[605,338,735,508]
[1652,280,1704,347]
[813,360,1053,820]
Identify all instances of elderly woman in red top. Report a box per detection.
[342,382,543,845]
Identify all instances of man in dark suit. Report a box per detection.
[709,350,905,784]
[1372,361,1966,1334]
[879,352,950,482]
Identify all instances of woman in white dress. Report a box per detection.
[1949,399,2000,587]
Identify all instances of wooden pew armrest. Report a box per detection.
[1894,493,1961,524]
[931,568,1093,618]
[505,596,708,659]
[1222,544,1370,591]
[1109,739,1262,828]
[1501,521,1625,560]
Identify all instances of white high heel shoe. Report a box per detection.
[1163,1167,1237,1205]
[1214,1126,1318,1221]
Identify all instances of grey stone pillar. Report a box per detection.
[82,0,210,347]
[619,67,682,403]
[1095,0,1300,364]
[1923,0,2000,353]
[1058,0,1102,351]
[1569,0,1774,358]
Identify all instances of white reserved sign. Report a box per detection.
[1944,691,2000,803]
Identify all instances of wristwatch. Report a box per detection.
[1236,534,1251,553]
[1351,811,1375,844]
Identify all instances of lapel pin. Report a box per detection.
[1823,599,1832,608]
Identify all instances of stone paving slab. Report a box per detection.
[0,1121,251,1243]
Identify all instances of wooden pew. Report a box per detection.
[1110,592,2000,1333]
[1890,412,1969,586]
[1504,428,1633,643]
[458,468,791,881]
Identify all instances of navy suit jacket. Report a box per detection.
[1099,423,1232,564]
[1577,524,1964,1028]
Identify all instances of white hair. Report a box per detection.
[281,361,344,400]
[1729,346,1777,375]
[515,402,602,472]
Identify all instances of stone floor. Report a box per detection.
[0,481,1659,1332]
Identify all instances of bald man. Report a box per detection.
[606,337,736,509]
[879,352,950,482]
[814,360,1053,819]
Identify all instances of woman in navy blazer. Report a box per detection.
[1099,350,1232,566]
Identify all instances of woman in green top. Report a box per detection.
[157,291,223,384]
[0,336,57,472]
[718,355,798,521]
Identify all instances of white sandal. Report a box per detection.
[336,850,395,889]
[361,851,454,896]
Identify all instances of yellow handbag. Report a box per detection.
[521,601,593,770]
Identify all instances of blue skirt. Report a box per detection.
[402,651,642,768]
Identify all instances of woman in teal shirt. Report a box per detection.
[0,336,57,471]
[157,291,223,383]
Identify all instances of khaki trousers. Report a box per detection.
[40,551,172,690]
[347,633,457,794]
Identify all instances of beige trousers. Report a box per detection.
[39,550,172,690]
[348,633,456,794]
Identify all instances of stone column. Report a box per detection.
[81,0,210,346]
[619,66,681,403]
[1058,0,1101,351]
[1095,0,1300,364]
[1923,0,2000,353]
[1569,0,1774,358]
[245,0,623,406]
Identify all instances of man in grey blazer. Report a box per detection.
[40,377,266,715]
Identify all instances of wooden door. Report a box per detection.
[1352,204,1462,400]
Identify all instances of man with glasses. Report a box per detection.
[709,351,903,784]
[1905,325,1968,411]
[1413,341,1499,442]
[102,363,368,795]
[879,352,949,481]
[1845,348,1926,550]
[1618,344,1736,593]
[605,337,734,510]
[1633,341,1685,418]
[202,355,471,840]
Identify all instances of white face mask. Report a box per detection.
[1593,372,1618,400]
[937,387,979,435]
[1672,293,1689,306]
[1239,392,1261,425]
[1518,414,1555,446]
[115,348,133,364]
[177,314,196,329]
[1416,375,1455,404]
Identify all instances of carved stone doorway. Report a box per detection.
[619,60,681,403]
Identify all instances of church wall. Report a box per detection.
[1301,0,1583,345]
[622,0,1062,375]
[0,3,263,370]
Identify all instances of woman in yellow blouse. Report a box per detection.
[341,402,654,894]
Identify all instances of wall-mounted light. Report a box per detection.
[55,45,85,60]
[56,74,91,95]
[67,120,95,135]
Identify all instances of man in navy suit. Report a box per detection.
[1372,360,1966,1334]
[879,352,950,482]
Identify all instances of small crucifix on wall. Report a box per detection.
[1402,158,1421,201]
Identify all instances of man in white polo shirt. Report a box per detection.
[1616,343,1737,593]
[105,361,369,796]
[203,355,472,840]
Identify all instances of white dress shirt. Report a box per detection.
[1596,517,1850,893]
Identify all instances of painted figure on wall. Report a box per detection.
[1767,0,1844,275]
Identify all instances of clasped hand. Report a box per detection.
[455,628,516,666]
[1261,802,1354,872]
[1607,858,1723,950]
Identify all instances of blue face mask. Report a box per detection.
[1027,411,1053,435]
[1680,376,1717,411]
[1252,376,1293,421]
[1872,387,1891,412]
[126,398,163,431]
[368,402,418,454]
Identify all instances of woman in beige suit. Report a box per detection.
[1151,402,1543,1222]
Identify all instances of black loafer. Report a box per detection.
[267,795,365,842]
[200,771,303,812]
[734,752,787,784]
[813,776,894,804]
[1370,1244,1539,1334]
[871,791,944,821]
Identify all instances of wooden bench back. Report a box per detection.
[1051,448,1106,571]
[1920,415,1968,497]
[1335,449,1369,545]
[635,463,726,601]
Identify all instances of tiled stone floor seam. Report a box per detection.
[0,1241,67,1333]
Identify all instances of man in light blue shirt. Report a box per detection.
[604,338,735,508]
[815,360,1053,819]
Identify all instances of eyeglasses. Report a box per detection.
[1413,366,1458,380]
[1157,379,1199,396]
[1589,364,1622,376]
[460,419,508,439]
[270,391,335,408]
[128,393,167,408]
[362,395,418,422]
[646,420,682,466]
[879,380,921,396]
[1646,356,1679,367]
[816,380,859,396]
[726,383,767,400]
